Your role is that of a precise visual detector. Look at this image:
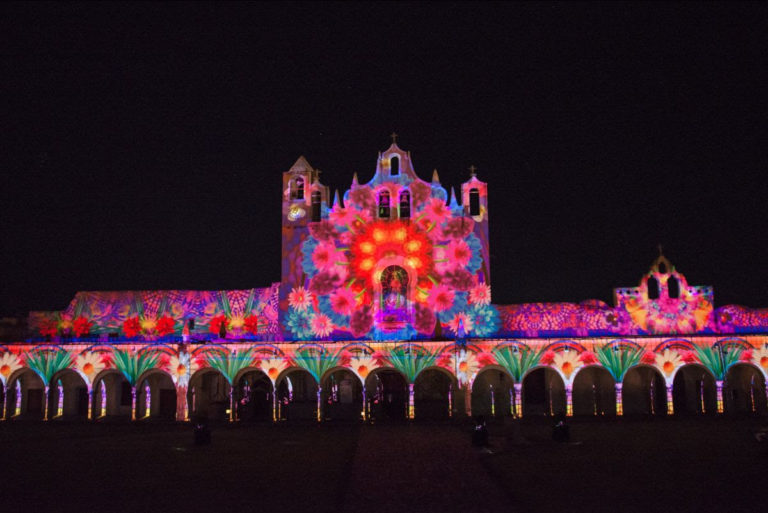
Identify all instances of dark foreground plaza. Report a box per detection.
[3,416,766,513]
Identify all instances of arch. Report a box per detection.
[414,367,458,420]
[340,342,375,355]
[135,369,176,420]
[469,188,480,216]
[572,365,616,416]
[667,276,680,298]
[311,190,322,222]
[390,155,399,175]
[235,368,274,422]
[365,367,408,421]
[471,367,513,418]
[274,367,318,421]
[91,369,131,419]
[378,190,390,218]
[291,176,305,200]
[522,367,565,417]
[376,265,411,330]
[6,369,44,420]
[725,363,767,415]
[399,190,410,219]
[321,367,363,421]
[672,364,717,415]
[188,368,230,422]
[647,276,660,300]
[49,368,89,419]
[622,364,666,416]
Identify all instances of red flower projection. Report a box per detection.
[413,303,437,334]
[640,351,656,365]
[349,220,433,291]
[540,350,556,366]
[39,318,59,337]
[72,316,93,337]
[578,350,598,365]
[209,314,230,336]
[244,314,260,335]
[350,306,374,338]
[155,316,176,336]
[681,350,697,364]
[123,317,141,338]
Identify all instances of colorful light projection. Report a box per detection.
[282,145,497,341]
[0,335,766,422]
[26,142,768,342]
[29,285,281,342]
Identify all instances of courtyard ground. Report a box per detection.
[1,416,766,512]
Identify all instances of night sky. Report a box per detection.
[2,2,767,318]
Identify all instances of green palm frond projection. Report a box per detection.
[24,349,72,386]
[204,347,255,385]
[111,348,161,386]
[492,345,545,383]
[293,348,342,383]
[694,344,741,381]
[595,344,642,382]
[387,345,439,383]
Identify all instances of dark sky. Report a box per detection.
[2,2,767,317]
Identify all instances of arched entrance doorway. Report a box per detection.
[275,369,318,421]
[6,369,44,420]
[321,368,363,421]
[414,368,455,420]
[572,366,616,416]
[725,364,767,415]
[92,370,131,419]
[623,365,666,416]
[375,265,412,331]
[136,370,176,420]
[365,369,407,421]
[235,369,273,422]
[471,368,512,418]
[188,369,230,421]
[49,369,89,419]
[522,367,565,417]
[673,364,716,415]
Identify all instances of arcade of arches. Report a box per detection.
[3,338,767,422]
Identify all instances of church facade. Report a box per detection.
[2,142,768,423]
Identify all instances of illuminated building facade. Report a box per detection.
[2,141,768,423]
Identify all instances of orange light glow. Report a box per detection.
[405,240,421,253]
[360,241,374,254]
[372,229,386,243]
[406,256,422,269]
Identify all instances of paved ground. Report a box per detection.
[342,422,508,513]
[1,416,766,512]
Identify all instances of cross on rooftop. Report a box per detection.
[469,165,477,176]
[390,132,398,144]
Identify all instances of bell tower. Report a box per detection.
[280,156,329,288]
[461,166,491,287]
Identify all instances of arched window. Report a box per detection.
[469,188,480,216]
[378,190,390,218]
[647,276,660,300]
[377,265,410,328]
[390,156,399,175]
[291,177,305,200]
[667,276,680,299]
[311,190,322,222]
[399,190,410,219]
[657,261,667,274]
